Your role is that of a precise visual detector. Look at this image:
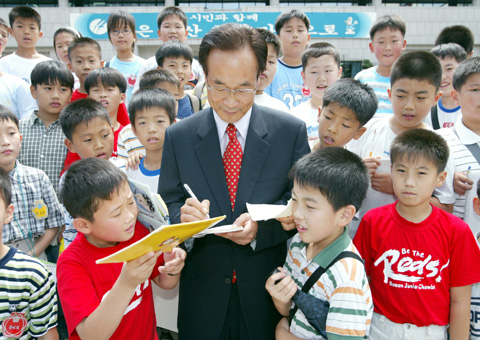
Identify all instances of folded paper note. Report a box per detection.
[196,224,244,237]
[247,200,292,221]
[97,216,226,264]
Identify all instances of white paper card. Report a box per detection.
[247,200,292,221]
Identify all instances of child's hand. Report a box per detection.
[124,152,144,170]
[159,247,186,276]
[454,171,473,196]
[277,215,296,231]
[265,267,297,307]
[363,157,381,179]
[119,251,160,289]
[371,172,394,194]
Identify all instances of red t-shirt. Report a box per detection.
[354,203,480,326]
[57,221,163,340]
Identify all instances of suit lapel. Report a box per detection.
[194,109,232,220]
[234,104,270,219]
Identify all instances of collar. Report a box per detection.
[9,160,24,179]
[27,111,60,127]
[456,117,480,145]
[213,107,252,142]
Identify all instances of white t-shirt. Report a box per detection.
[125,158,160,193]
[424,97,462,130]
[133,55,204,93]
[291,100,319,139]
[0,53,51,85]
[0,73,38,119]
[254,93,289,113]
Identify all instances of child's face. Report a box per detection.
[369,28,406,69]
[68,46,103,85]
[302,55,341,102]
[258,44,278,92]
[154,81,179,114]
[160,56,192,89]
[81,181,138,248]
[0,119,22,172]
[453,73,480,128]
[0,26,8,56]
[9,17,42,49]
[292,182,348,254]
[110,24,135,53]
[157,15,188,43]
[65,117,114,159]
[438,57,460,99]
[55,32,75,65]
[392,156,446,212]
[88,83,126,118]
[388,78,441,134]
[30,82,72,117]
[278,18,310,59]
[317,102,365,148]
[133,107,171,153]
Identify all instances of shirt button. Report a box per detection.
[40,154,44,158]
[43,134,47,138]
[224,278,231,284]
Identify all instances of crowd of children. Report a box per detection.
[0,3,478,340]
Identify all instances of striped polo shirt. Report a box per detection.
[355,66,392,119]
[284,229,372,340]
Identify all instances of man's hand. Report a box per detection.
[216,213,258,245]
[159,247,186,276]
[277,215,296,231]
[180,198,210,223]
[371,172,394,194]
[454,171,473,196]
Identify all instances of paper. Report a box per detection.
[247,200,292,221]
[196,224,243,236]
[465,170,480,237]
[96,216,226,264]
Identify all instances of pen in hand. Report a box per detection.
[183,183,210,218]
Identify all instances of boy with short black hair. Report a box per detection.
[19,60,73,193]
[155,40,199,119]
[354,128,480,340]
[292,42,342,143]
[57,158,186,340]
[0,17,9,57]
[0,105,63,260]
[355,15,406,118]
[348,51,454,236]
[435,25,474,58]
[264,9,311,110]
[118,69,180,160]
[314,78,377,150]
[0,167,58,340]
[266,147,372,340]
[0,6,50,85]
[425,43,467,130]
[134,6,204,93]
[254,28,289,112]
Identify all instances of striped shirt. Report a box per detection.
[0,247,57,339]
[437,119,480,219]
[355,66,392,119]
[117,124,145,160]
[285,230,372,340]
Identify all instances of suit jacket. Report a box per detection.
[159,104,309,340]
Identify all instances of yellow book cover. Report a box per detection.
[96,216,226,264]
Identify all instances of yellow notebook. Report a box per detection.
[96,216,226,264]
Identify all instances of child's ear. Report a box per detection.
[306,34,311,44]
[100,60,105,68]
[131,124,138,137]
[301,71,306,83]
[402,40,407,51]
[67,62,74,73]
[337,66,343,80]
[387,88,392,101]
[38,31,43,39]
[4,204,14,225]
[435,171,447,188]
[30,85,37,100]
[120,93,126,104]
[352,127,367,141]
[369,42,374,53]
[73,218,92,235]
[434,91,442,103]
[474,197,480,216]
[64,138,77,154]
[339,205,356,227]
[184,29,188,40]
[452,89,460,106]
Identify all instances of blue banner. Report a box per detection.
[71,12,375,40]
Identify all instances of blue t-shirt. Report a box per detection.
[177,95,194,120]
[264,59,308,110]
[108,56,145,106]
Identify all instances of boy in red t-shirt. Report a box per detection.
[57,158,186,340]
[354,128,480,340]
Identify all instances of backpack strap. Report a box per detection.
[289,251,364,325]
[185,91,200,113]
[431,105,440,130]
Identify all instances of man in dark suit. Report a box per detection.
[159,23,309,340]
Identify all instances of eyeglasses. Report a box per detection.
[111,29,132,36]
[206,81,257,99]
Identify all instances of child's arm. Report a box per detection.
[153,247,186,290]
[370,172,394,194]
[430,197,454,213]
[265,268,297,316]
[276,317,303,340]
[38,327,59,340]
[75,251,160,340]
[449,284,472,340]
[29,227,60,258]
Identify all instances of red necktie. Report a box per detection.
[223,124,243,210]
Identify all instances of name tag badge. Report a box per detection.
[31,200,48,221]
[2,305,28,339]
